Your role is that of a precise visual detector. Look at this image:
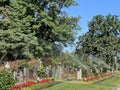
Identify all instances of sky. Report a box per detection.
[64,0,120,52]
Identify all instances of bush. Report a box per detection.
[0,71,15,90]
[92,68,98,76]
[102,68,107,73]
[37,67,47,78]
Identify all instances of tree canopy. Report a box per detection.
[0,0,80,62]
[76,14,120,68]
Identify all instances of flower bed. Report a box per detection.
[10,78,51,90]
[61,75,68,79]
[39,78,51,83]
[85,72,114,82]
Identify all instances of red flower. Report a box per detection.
[10,81,36,89]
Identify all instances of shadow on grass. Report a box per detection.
[93,75,115,84]
[97,83,116,87]
[35,81,62,90]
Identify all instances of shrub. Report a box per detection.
[37,67,47,78]
[0,71,15,90]
[102,68,107,73]
[92,68,98,76]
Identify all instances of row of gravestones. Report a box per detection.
[4,62,82,81]
[13,68,37,81]
[4,62,38,81]
[12,66,82,81]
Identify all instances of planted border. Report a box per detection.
[84,72,115,82]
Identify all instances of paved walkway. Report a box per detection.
[116,88,120,90]
[115,84,120,90]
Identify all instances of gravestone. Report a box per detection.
[13,70,17,80]
[55,65,63,77]
[5,62,10,72]
[23,68,29,80]
[77,67,82,80]
[19,70,23,81]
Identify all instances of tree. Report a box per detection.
[76,14,120,68]
[0,0,80,62]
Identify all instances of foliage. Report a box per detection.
[102,68,108,73]
[60,52,80,66]
[18,61,30,70]
[92,67,98,76]
[0,71,15,90]
[76,14,120,68]
[0,0,80,62]
[37,66,47,78]
[50,57,61,67]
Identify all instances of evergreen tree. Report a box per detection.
[0,0,80,62]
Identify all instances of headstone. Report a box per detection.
[29,69,33,79]
[39,60,42,68]
[23,68,27,80]
[13,70,17,81]
[5,62,10,70]
[49,65,52,77]
[55,65,63,77]
[24,68,29,80]
[46,66,49,77]
[19,70,23,81]
[58,66,62,77]
[33,65,37,78]
[77,67,82,80]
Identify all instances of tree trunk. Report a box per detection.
[0,53,7,65]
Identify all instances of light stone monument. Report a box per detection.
[77,67,82,80]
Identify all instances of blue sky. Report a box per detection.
[64,0,120,51]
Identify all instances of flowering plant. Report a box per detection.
[10,79,51,90]
[85,72,113,82]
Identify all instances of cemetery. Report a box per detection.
[0,58,119,90]
[0,0,120,90]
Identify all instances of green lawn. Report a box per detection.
[43,73,120,90]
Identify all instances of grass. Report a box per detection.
[43,72,120,90]
[43,82,111,90]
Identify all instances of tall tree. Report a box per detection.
[0,0,80,62]
[0,0,38,61]
[76,14,120,68]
